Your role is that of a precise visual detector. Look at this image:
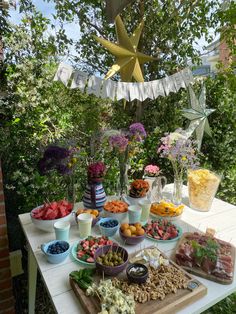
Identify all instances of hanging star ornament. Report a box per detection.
[94,15,156,82]
[182,85,215,150]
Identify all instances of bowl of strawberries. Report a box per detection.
[30,199,73,232]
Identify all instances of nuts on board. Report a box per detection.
[112,265,188,303]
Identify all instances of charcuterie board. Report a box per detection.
[70,246,207,314]
[173,232,235,285]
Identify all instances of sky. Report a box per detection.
[9,0,218,61]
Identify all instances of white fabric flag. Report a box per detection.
[162,75,177,95]
[142,81,156,100]
[173,71,186,91]
[129,82,143,101]
[87,76,103,97]
[150,80,165,99]
[182,67,194,86]
[116,82,130,101]
[71,71,88,91]
[53,63,73,86]
[101,80,117,100]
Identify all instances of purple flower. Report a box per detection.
[56,164,71,175]
[109,134,129,152]
[129,123,147,141]
[44,146,71,160]
[38,145,76,176]
[157,130,198,173]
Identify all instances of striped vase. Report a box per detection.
[83,178,107,212]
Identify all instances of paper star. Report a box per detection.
[94,15,155,82]
[182,85,215,150]
[105,0,135,23]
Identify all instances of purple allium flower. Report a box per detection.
[109,134,129,152]
[129,123,147,141]
[38,145,76,176]
[56,164,71,175]
[38,158,54,176]
[44,146,71,160]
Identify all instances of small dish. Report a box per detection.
[41,240,70,264]
[126,263,148,284]
[98,218,119,237]
[144,219,182,242]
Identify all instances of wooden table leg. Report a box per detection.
[28,245,37,314]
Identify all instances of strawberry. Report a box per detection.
[163,232,171,240]
[87,257,94,263]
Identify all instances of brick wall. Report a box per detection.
[0,161,15,314]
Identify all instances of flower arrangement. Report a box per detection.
[38,145,80,204]
[88,161,106,179]
[144,164,160,177]
[106,123,147,195]
[129,179,149,198]
[158,129,198,180]
[38,145,78,176]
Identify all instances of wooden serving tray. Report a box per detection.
[70,246,207,314]
[172,232,235,285]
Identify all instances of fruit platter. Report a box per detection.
[174,232,235,284]
[31,199,73,220]
[119,223,145,245]
[31,199,73,232]
[150,200,184,220]
[71,236,115,266]
[69,246,207,314]
[103,200,128,221]
[144,219,182,242]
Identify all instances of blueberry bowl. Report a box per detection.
[41,240,70,264]
[98,218,119,237]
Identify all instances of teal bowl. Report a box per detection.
[41,240,70,264]
[98,218,119,237]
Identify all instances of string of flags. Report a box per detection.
[53,62,194,102]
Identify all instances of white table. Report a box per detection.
[19,185,236,314]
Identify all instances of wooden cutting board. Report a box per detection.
[172,232,235,285]
[70,246,207,314]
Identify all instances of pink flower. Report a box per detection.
[88,161,106,178]
[144,164,160,177]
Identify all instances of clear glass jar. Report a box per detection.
[188,168,221,212]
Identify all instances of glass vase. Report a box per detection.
[188,168,221,211]
[117,161,129,197]
[172,178,183,205]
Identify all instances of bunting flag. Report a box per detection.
[71,71,88,90]
[53,63,73,86]
[54,63,194,102]
[105,0,135,23]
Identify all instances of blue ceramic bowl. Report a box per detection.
[41,240,70,264]
[98,218,119,237]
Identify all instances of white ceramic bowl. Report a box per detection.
[102,208,127,223]
[30,206,72,232]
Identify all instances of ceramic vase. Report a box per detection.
[83,177,107,212]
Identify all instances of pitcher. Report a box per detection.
[151,176,167,203]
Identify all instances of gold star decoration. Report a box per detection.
[94,15,156,82]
